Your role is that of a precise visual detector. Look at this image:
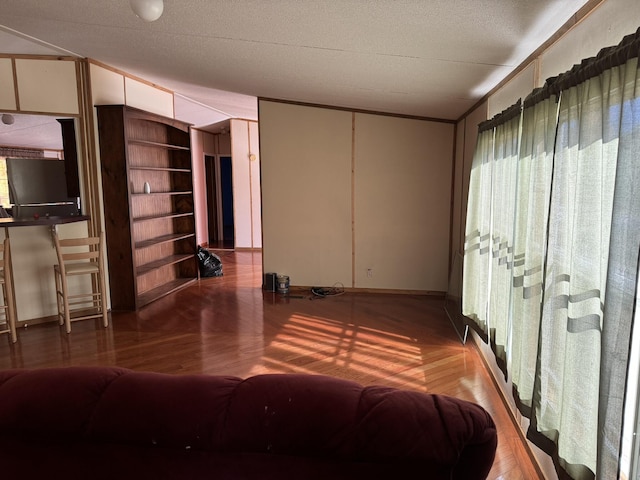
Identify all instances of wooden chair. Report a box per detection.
[53,230,109,333]
[0,237,17,343]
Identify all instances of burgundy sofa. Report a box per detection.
[0,367,497,479]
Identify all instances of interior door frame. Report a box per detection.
[205,154,223,245]
[205,154,234,248]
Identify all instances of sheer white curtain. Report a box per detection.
[462,125,495,338]
[510,92,558,415]
[527,72,614,480]
[598,55,640,480]
[463,102,521,360]
[463,28,640,479]
[526,46,640,480]
[487,110,520,372]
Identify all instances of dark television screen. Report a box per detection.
[6,158,75,205]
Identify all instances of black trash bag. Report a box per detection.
[196,246,223,277]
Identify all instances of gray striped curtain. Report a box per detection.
[463,27,640,480]
[510,90,558,418]
[463,101,521,362]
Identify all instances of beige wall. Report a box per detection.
[260,102,354,288]
[353,113,453,291]
[260,100,454,292]
[0,57,79,115]
[14,59,80,115]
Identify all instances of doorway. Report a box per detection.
[205,155,235,249]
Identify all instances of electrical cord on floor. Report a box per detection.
[311,283,345,299]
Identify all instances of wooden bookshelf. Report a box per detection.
[96,105,198,310]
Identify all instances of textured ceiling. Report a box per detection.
[0,0,590,148]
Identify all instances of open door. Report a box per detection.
[205,154,234,249]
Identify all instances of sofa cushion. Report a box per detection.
[0,366,497,479]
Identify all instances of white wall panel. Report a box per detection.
[15,59,78,114]
[354,113,453,291]
[260,101,353,287]
[0,58,17,110]
[90,63,125,106]
[230,119,252,248]
[124,77,173,118]
[249,121,262,248]
[260,100,455,292]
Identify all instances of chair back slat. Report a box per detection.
[53,232,103,272]
[62,251,100,262]
[59,237,100,248]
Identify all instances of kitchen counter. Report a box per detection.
[0,215,90,228]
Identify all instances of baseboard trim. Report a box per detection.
[17,314,58,327]
[470,334,547,480]
[287,285,446,297]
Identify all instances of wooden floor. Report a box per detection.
[0,250,541,480]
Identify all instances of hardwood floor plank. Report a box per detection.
[0,250,543,479]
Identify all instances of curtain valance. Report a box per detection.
[478,99,522,133]
[522,26,640,110]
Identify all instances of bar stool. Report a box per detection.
[53,230,109,333]
[0,236,17,343]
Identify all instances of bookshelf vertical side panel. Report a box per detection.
[97,106,137,311]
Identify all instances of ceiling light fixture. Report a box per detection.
[130,0,164,22]
[1,114,15,125]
